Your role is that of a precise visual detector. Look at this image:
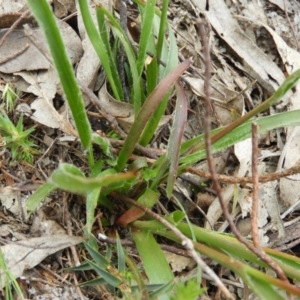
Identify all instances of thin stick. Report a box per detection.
[0,10,31,48]
[186,160,300,184]
[0,43,29,65]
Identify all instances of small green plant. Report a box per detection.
[0,112,39,163]
[170,279,205,300]
[0,248,24,300]
[25,0,300,299]
[2,83,19,113]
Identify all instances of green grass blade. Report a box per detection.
[25,182,56,215]
[50,163,136,194]
[132,229,173,285]
[140,19,179,145]
[84,242,109,268]
[78,0,123,100]
[179,109,300,170]
[116,234,126,273]
[86,259,122,287]
[97,5,141,113]
[27,0,93,156]
[96,8,113,63]
[137,0,156,77]
[86,189,100,235]
[156,0,169,62]
[116,60,190,171]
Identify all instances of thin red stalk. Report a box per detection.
[197,18,291,286]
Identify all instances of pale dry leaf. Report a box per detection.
[0,0,27,14]
[53,0,76,18]
[8,68,76,134]
[76,38,100,90]
[98,82,172,133]
[0,30,50,73]
[0,235,83,288]
[30,98,61,129]
[15,68,58,100]
[246,20,300,208]
[184,75,244,126]
[268,0,294,12]
[0,20,82,74]
[0,186,26,216]
[205,138,251,229]
[261,181,285,239]
[163,250,195,272]
[204,0,289,98]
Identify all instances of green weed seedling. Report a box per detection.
[0,112,38,163]
[2,83,19,113]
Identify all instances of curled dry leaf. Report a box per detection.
[204,0,289,98]
[98,82,172,133]
[52,0,76,18]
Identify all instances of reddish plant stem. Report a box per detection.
[197,18,292,287]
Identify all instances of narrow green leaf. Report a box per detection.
[86,259,122,287]
[78,0,123,100]
[156,0,169,62]
[27,0,92,153]
[132,229,173,284]
[26,182,56,215]
[78,277,106,287]
[245,278,286,300]
[140,20,179,145]
[84,242,109,268]
[98,5,141,113]
[179,109,300,170]
[50,163,135,194]
[86,189,100,235]
[116,234,126,273]
[137,0,156,77]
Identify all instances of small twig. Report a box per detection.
[0,10,31,48]
[197,18,295,291]
[186,160,300,184]
[0,43,30,65]
[110,192,234,300]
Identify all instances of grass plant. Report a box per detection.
[18,0,300,298]
[0,112,39,163]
